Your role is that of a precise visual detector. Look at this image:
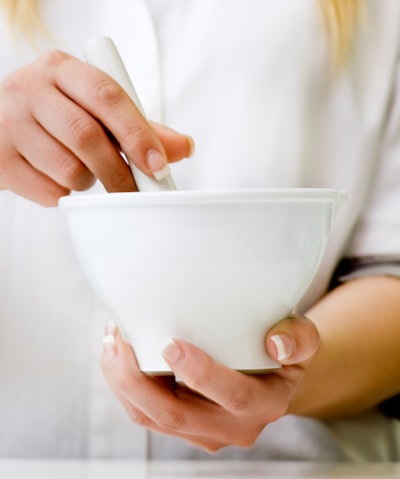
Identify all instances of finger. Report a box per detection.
[114,377,253,451]
[266,314,320,365]
[30,86,137,193]
[101,326,249,441]
[162,339,288,420]
[101,325,183,433]
[101,325,189,431]
[150,122,195,163]
[10,118,95,192]
[173,386,260,450]
[102,329,211,431]
[45,51,171,180]
[0,145,69,206]
[108,372,227,451]
[114,390,228,452]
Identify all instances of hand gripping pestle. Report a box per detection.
[84,36,176,192]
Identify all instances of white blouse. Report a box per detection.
[0,0,399,460]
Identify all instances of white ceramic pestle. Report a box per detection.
[84,36,176,192]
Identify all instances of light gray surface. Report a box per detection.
[1,460,400,479]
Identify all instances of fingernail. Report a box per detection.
[102,321,118,361]
[270,334,294,362]
[162,338,184,363]
[186,136,195,158]
[147,149,171,180]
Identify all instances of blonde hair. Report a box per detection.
[319,0,365,67]
[0,0,45,46]
[1,0,363,65]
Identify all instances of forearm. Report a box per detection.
[287,275,400,419]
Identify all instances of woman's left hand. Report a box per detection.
[101,315,319,452]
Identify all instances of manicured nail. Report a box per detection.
[162,339,184,363]
[186,136,195,158]
[270,334,294,362]
[102,321,118,361]
[147,149,170,180]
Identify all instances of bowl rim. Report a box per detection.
[58,188,348,208]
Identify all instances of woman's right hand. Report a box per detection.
[0,50,193,206]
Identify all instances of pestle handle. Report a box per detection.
[84,36,176,192]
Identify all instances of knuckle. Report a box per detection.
[1,66,37,99]
[202,443,223,453]
[126,406,152,428]
[121,123,156,159]
[236,436,256,448]
[152,408,186,432]
[67,116,102,150]
[118,125,153,167]
[41,49,69,69]
[228,427,260,449]
[92,77,124,106]
[225,384,252,413]
[59,156,93,190]
[124,123,150,144]
[197,435,255,452]
[1,71,23,95]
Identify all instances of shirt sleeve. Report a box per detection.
[346,60,400,258]
[331,256,400,286]
[379,396,400,420]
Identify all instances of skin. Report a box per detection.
[2,51,399,453]
[0,50,193,205]
[101,316,320,452]
[101,276,400,452]
[290,276,400,419]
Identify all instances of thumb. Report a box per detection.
[266,314,320,365]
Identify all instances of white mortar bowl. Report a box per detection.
[59,189,346,373]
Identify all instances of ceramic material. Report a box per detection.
[84,36,176,192]
[59,189,346,373]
